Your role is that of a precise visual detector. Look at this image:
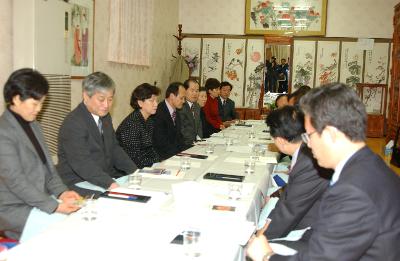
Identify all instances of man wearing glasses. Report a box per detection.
[247,83,400,260]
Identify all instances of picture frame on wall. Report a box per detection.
[245,0,327,36]
[69,0,94,78]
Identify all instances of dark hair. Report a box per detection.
[289,85,311,105]
[300,83,367,142]
[183,79,199,90]
[205,78,220,92]
[130,83,160,109]
[266,106,305,143]
[199,87,207,93]
[220,81,233,91]
[275,94,288,107]
[4,68,49,105]
[166,82,183,98]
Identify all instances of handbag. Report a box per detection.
[390,126,400,167]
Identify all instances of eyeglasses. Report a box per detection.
[301,131,317,143]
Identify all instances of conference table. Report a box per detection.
[7,120,277,261]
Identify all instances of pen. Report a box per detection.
[108,191,139,198]
[107,193,138,200]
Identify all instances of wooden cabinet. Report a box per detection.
[387,3,400,141]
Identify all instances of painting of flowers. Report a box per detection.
[292,40,316,89]
[364,43,390,84]
[245,0,327,36]
[340,42,364,88]
[245,39,265,107]
[182,38,201,77]
[223,38,246,106]
[315,41,339,86]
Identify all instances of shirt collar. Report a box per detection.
[219,96,226,103]
[187,101,193,108]
[91,113,100,124]
[290,145,301,170]
[330,149,359,186]
[165,99,175,116]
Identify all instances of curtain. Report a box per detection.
[107,0,154,66]
[271,45,290,62]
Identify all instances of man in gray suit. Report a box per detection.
[57,72,137,196]
[178,79,203,146]
[247,83,400,261]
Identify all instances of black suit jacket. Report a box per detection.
[218,97,236,122]
[265,144,331,239]
[272,147,400,261]
[57,103,137,191]
[153,100,188,160]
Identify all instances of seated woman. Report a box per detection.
[0,68,81,241]
[198,87,218,138]
[202,78,224,136]
[116,83,161,168]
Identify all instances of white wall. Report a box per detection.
[81,0,179,127]
[0,0,13,113]
[180,0,397,38]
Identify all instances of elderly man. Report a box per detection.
[153,82,189,160]
[178,79,203,146]
[57,72,137,196]
[247,83,400,261]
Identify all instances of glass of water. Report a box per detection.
[128,173,142,189]
[244,159,256,174]
[180,156,191,170]
[183,229,202,257]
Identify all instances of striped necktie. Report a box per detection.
[98,118,103,135]
[171,111,176,125]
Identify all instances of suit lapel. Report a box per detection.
[78,103,104,145]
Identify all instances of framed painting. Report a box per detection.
[182,38,202,78]
[245,0,327,36]
[223,38,246,106]
[364,42,390,84]
[315,41,340,86]
[340,41,364,88]
[69,0,94,78]
[245,39,265,108]
[291,40,316,89]
[200,38,224,86]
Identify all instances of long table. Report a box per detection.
[7,120,276,261]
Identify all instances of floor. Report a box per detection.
[366,137,400,176]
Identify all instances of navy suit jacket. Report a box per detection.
[218,97,236,122]
[272,146,400,261]
[153,100,189,160]
[265,144,331,239]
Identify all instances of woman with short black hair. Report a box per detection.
[116,83,161,168]
[0,68,81,241]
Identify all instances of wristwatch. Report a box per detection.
[263,251,275,260]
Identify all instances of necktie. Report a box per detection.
[223,100,226,107]
[98,118,103,135]
[171,111,176,125]
[190,104,195,117]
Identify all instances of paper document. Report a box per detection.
[269,227,311,242]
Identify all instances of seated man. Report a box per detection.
[261,106,331,239]
[274,94,288,109]
[57,72,137,196]
[178,79,203,146]
[153,82,189,160]
[218,81,237,123]
[247,83,400,261]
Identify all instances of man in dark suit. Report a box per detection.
[178,79,203,146]
[57,72,137,196]
[262,106,330,239]
[153,82,189,160]
[247,83,400,261]
[218,81,237,124]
